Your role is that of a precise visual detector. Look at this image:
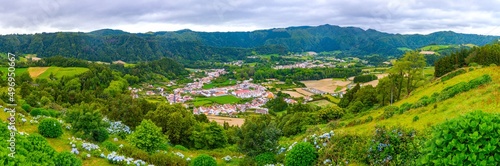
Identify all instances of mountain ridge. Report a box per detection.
[1,24,498,62]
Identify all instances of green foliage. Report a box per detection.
[421,111,500,165]
[441,69,466,82]
[127,119,167,153]
[149,152,188,166]
[190,122,228,149]
[239,115,282,156]
[145,103,196,146]
[191,154,217,166]
[117,144,150,162]
[174,145,188,151]
[353,74,377,83]
[254,152,276,166]
[65,105,108,141]
[286,142,317,166]
[265,95,288,112]
[194,114,209,123]
[30,108,60,117]
[91,127,109,142]
[22,103,32,112]
[379,106,398,119]
[366,126,422,165]
[413,116,419,122]
[399,103,413,113]
[317,105,344,123]
[278,112,316,137]
[102,141,119,152]
[318,134,368,165]
[54,151,82,166]
[38,118,63,138]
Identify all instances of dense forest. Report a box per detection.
[434,42,500,77]
[0,25,498,63]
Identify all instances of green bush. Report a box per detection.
[91,127,109,142]
[441,69,466,82]
[149,152,188,166]
[421,111,500,165]
[191,154,217,166]
[399,103,412,113]
[413,116,419,122]
[286,142,317,166]
[365,116,373,123]
[22,103,32,112]
[38,118,63,138]
[102,141,118,152]
[54,151,82,166]
[490,63,497,67]
[30,108,43,116]
[118,145,150,161]
[367,126,423,165]
[254,152,276,166]
[174,145,188,151]
[318,134,368,165]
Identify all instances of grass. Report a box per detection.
[0,67,29,79]
[37,67,89,79]
[309,99,333,107]
[192,95,241,107]
[331,66,500,136]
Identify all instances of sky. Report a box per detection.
[1,0,499,35]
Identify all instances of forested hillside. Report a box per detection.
[1,25,498,63]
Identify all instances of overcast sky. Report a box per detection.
[1,0,499,35]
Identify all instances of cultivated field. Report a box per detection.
[207,116,245,126]
[294,88,314,96]
[37,67,89,79]
[301,78,351,93]
[28,67,50,78]
[282,90,305,97]
[309,99,333,107]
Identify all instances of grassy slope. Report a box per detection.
[0,67,29,79]
[333,66,500,136]
[37,67,89,79]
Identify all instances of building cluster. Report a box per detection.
[193,97,270,116]
[303,88,328,95]
[273,61,336,69]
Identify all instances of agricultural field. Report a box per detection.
[309,99,333,107]
[282,90,304,98]
[207,116,245,126]
[28,67,50,78]
[192,95,241,107]
[37,67,89,79]
[0,67,28,79]
[294,88,314,96]
[301,78,351,93]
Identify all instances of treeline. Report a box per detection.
[0,32,268,62]
[252,67,362,82]
[434,42,500,77]
[339,51,427,112]
[353,74,377,83]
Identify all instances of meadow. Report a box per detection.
[192,95,241,107]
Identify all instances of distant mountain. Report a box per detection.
[1,24,498,62]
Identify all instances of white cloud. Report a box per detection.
[0,0,499,35]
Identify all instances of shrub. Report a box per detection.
[413,116,419,122]
[365,116,373,123]
[38,118,63,138]
[30,108,43,117]
[118,144,150,161]
[286,142,317,166]
[102,141,118,152]
[91,127,109,142]
[367,126,423,165]
[318,134,368,165]
[399,103,412,113]
[149,152,188,166]
[254,152,276,166]
[421,111,500,165]
[54,151,82,166]
[174,145,188,151]
[22,104,32,112]
[490,63,497,67]
[441,69,466,82]
[127,119,167,153]
[191,154,217,166]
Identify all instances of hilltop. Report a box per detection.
[1,25,498,63]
